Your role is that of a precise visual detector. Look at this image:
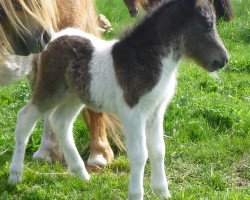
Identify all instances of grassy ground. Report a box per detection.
[0,0,249,199]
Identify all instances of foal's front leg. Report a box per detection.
[122,113,148,200]
[146,106,170,198]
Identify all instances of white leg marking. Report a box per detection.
[49,94,90,180]
[146,104,171,198]
[9,103,41,184]
[33,110,64,163]
[87,153,107,167]
[121,113,148,200]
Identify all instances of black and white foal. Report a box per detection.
[9,0,229,199]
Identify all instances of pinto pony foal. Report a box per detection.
[9,0,229,198]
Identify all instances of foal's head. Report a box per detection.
[0,0,58,56]
[182,0,229,71]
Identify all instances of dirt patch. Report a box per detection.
[232,153,250,187]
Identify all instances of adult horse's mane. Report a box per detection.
[0,0,58,51]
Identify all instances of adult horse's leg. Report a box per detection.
[123,0,140,17]
[83,110,114,167]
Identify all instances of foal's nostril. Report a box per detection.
[224,55,229,65]
[210,59,226,69]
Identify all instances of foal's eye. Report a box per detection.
[205,22,213,32]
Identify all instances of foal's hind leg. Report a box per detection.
[83,110,114,167]
[146,105,170,198]
[9,103,42,184]
[33,110,64,163]
[50,94,89,180]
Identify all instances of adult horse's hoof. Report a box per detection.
[88,137,115,168]
[87,153,107,167]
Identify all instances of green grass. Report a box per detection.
[1,0,250,199]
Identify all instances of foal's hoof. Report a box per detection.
[33,150,53,163]
[128,192,143,200]
[8,173,22,185]
[33,148,65,164]
[76,171,91,181]
[154,188,171,199]
[73,168,90,181]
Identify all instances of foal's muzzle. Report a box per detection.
[209,55,229,70]
[206,46,230,72]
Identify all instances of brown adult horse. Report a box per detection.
[0,0,121,168]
